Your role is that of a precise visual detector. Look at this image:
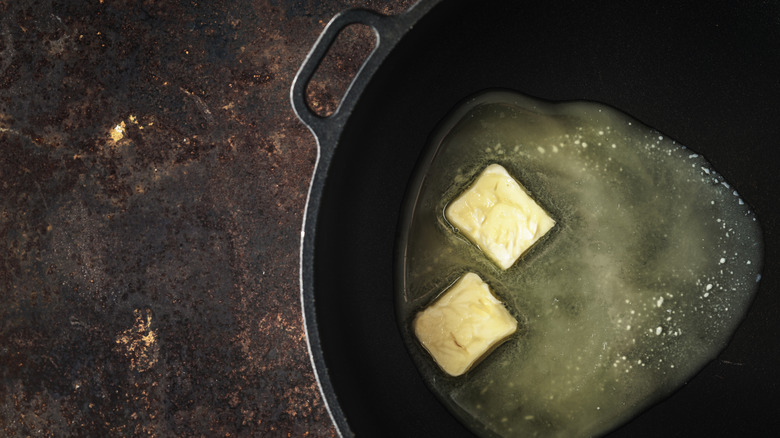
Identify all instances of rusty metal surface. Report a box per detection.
[0,0,414,436]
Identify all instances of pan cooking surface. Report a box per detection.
[300,0,780,436]
[396,90,763,437]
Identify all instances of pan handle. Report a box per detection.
[290,8,395,147]
[290,2,440,151]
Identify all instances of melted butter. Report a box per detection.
[396,91,763,438]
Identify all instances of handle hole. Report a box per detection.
[305,23,377,118]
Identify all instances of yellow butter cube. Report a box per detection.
[413,272,518,376]
[446,164,555,269]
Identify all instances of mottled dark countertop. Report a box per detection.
[1,0,413,436]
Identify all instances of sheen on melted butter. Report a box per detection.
[396,91,763,438]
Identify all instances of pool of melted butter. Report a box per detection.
[396,91,763,437]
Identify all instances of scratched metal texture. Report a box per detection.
[0,0,414,436]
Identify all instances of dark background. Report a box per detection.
[0,0,413,436]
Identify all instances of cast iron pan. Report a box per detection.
[292,0,780,436]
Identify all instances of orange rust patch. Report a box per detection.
[114,308,159,372]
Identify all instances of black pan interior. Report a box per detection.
[311,0,780,436]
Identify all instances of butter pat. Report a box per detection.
[413,272,518,376]
[446,164,555,269]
